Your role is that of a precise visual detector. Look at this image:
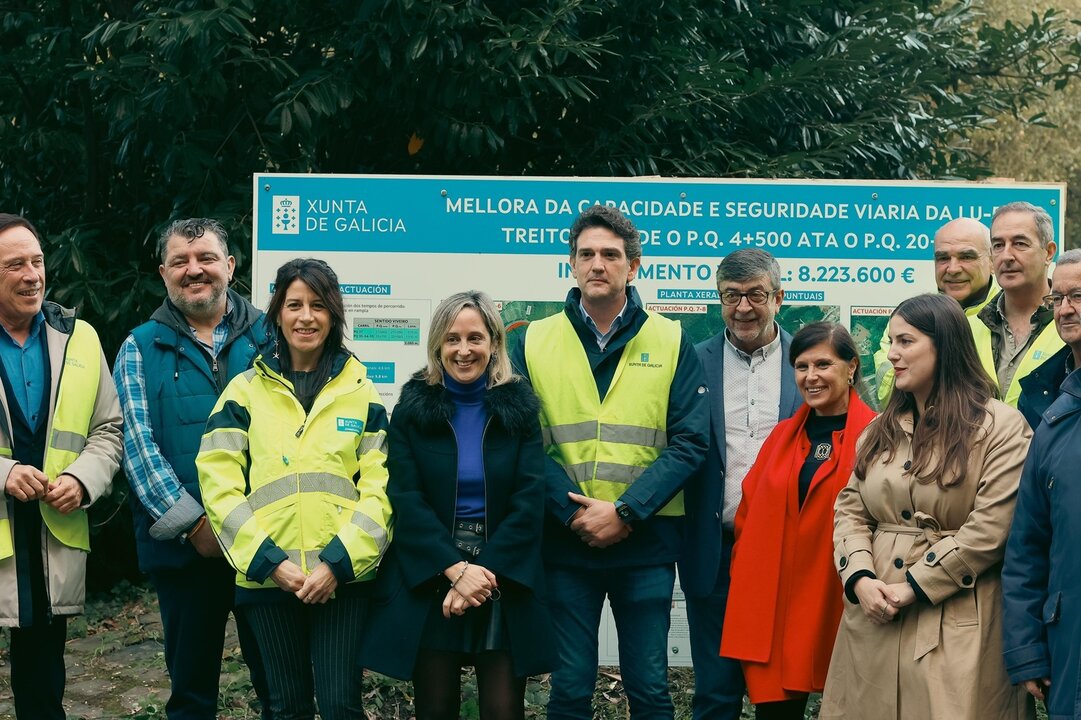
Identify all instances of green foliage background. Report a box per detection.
[972,0,1081,251]
[0,0,1077,584]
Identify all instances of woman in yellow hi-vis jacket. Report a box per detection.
[197,258,391,720]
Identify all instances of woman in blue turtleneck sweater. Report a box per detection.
[360,291,554,720]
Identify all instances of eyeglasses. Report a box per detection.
[1042,290,1081,310]
[719,289,777,306]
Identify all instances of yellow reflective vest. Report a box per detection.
[874,279,999,407]
[0,319,103,559]
[524,310,685,516]
[969,311,1064,409]
[197,354,392,590]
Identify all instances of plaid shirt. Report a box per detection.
[114,312,230,537]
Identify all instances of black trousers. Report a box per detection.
[241,595,366,720]
[151,559,271,720]
[10,615,67,719]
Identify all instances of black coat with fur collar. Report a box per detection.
[359,374,555,679]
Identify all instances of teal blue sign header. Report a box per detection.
[254,175,1064,261]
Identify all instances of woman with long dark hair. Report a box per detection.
[721,322,876,720]
[360,290,554,720]
[819,293,1033,719]
[198,258,392,719]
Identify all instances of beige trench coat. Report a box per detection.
[819,400,1034,720]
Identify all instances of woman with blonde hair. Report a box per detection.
[361,290,554,720]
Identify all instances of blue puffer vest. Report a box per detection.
[128,293,273,571]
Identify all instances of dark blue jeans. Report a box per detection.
[151,559,271,720]
[684,536,745,720]
[546,563,676,720]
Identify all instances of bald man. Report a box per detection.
[874,217,998,404]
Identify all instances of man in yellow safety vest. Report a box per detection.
[873,217,998,405]
[511,204,709,719]
[0,214,122,719]
[969,201,1063,409]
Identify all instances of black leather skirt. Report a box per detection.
[419,522,508,654]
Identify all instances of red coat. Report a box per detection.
[720,390,875,700]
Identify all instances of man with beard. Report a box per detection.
[114,218,271,719]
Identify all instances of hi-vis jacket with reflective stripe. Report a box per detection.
[525,309,684,516]
[0,303,122,626]
[969,302,1064,409]
[197,351,391,592]
[873,278,998,406]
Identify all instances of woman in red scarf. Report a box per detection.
[720,322,876,720]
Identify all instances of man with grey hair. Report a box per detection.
[511,204,709,719]
[0,214,122,719]
[114,218,271,719]
[1003,247,1081,714]
[970,201,1063,409]
[1018,248,1081,427]
[680,248,801,718]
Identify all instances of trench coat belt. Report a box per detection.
[875,517,959,660]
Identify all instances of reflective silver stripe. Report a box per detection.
[351,511,389,552]
[357,430,387,458]
[298,473,358,502]
[564,461,647,485]
[222,473,360,550]
[564,462,596,484]
[284,549,323,570]
[219,502,256,549]
[545,422,666,450]
[599,423,667,450]
[200,430,248,454]
[545,421,597,446]
[246,477,297,512]
[50,430,86,454]
[595,462,647,484]
[246,473,359,512]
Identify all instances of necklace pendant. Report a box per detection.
[814,443,831,461]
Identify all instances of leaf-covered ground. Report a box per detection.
[0,583,1048,719]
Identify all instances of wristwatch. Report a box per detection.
[613,500,635,525]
